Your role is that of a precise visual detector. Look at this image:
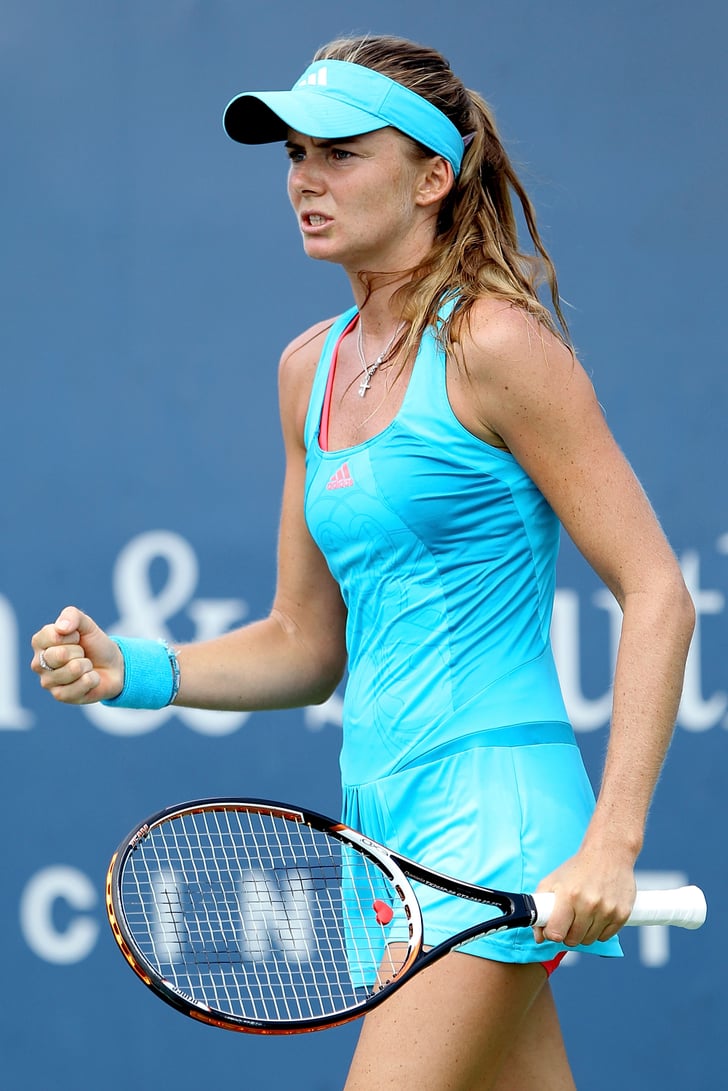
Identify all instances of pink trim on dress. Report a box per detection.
[319,313,360,452]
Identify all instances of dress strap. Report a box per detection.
[303,307,359,452]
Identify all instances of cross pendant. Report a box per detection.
[358,376,370,397]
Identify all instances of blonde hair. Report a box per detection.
[314,34,570,361]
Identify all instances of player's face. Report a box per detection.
[286,128,437,274]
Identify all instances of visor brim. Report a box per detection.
[223,90,388,145]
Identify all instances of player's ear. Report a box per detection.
[415,155,454,208]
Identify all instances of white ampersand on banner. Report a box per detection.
[83,530,250,736]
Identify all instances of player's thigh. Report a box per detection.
[344,950,550,1091]
[493,981,576,1091]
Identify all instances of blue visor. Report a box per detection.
[223,59,465,176]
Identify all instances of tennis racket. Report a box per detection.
[106,797,706,1034]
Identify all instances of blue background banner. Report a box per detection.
[2,2,724,1087]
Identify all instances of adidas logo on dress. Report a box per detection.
[326,463,354,490]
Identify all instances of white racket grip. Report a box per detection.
[532,885,707,930]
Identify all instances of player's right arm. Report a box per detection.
[30,320,348,711]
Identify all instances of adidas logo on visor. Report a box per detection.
[298,67,328,87]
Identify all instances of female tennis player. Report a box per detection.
[32,34,694,1089]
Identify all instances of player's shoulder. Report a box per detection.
[279,316,339,378]
[277,315,340,438]
[462,297,571,373]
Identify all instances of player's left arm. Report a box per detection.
[458,300,696,947]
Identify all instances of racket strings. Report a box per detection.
[119,807,409,1024]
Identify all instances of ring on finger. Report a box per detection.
[38,650,54,672]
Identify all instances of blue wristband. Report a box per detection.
[101,637,181,709]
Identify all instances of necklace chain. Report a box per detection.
[356,317,405,397]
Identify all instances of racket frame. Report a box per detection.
[106,797,538,1033]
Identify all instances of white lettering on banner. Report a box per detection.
[238,868,316,961]
[550,539,728,733]
[152,869,185,963]
[3,531,728,734]
[676,550,727,731]
[18,864,692,968]
[0,594,34,730]
[81,530,251,736]
[551,588,621,732]
[304,691,344,733]
[19,866,99,964]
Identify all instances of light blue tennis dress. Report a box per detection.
[303,306,622,964]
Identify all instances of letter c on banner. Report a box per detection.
[19,866,99,964]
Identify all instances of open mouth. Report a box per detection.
[302,213,331,229]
